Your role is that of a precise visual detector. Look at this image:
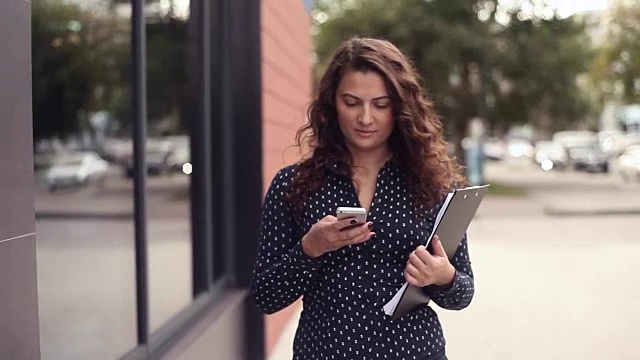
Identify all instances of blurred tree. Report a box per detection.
[111,0,190,135]
[32,1,130,141]
[312,0,593,158]
[33,0,189,141]
[590,0,640,105]
[32,1,90,140]
[313,0,491,161]
[489,15,594,136]
[146,17,189,135]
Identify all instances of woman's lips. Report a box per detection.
[355,129,375,138]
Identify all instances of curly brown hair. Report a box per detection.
[285,37,465,218]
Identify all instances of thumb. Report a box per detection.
[431,235,447,257]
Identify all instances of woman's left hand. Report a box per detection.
[404,235,456,288]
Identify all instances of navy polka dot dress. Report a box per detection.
[252,159,474,360]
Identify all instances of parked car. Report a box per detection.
[552,130,598,149]
[534,141,568,171]
[598,130,627,157]
[506,137,535,160]
[46,152,109,191]
[617,145,640,182]
[567,143,609,173]
[122,140,174,178]
[483,137,507,161]
[168,141,190,174]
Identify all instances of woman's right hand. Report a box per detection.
[301,216,375,259]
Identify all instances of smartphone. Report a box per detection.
[336,206,367,228]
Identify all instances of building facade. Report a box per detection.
[0,1,40,358]
[1,0,311,359]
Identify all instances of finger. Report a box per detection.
[405,262,423,280]
[430,235,447,258]
[414,245,432,263]
[404,271,421,287]
[409,250,430,274]
[339,222,373,242]
[314,215,336,228]
[334,217,365,231]
[347,231,375,246]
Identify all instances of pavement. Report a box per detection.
[268,159,640,360]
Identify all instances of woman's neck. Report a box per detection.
[349,147,393,175]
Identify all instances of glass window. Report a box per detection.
[144,0,194,333]
[33,1,137,358]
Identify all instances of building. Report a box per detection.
[1,0,312,359]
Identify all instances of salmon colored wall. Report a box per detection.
[260,0,313,356]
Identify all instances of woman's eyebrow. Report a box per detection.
[341,93,390,101]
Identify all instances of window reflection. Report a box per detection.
[144,0,194,332]
[34,0,197,356]
[33,1,137,359]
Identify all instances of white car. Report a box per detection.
[46,152,110,191]
[506,138,535,159]
[534,141,568,171]
[618,145,640,182]
[483,137,507,161]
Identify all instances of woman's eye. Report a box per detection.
[345,102,358,107]
[374,103,390,109]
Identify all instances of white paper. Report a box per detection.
[383,282,407,316]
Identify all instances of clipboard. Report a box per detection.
[383,184,489,319]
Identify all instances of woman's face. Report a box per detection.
[335,70,394,156]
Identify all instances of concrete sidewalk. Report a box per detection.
[268,306,302,360]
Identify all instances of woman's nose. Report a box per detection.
[358,108,373,125]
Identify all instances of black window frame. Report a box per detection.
[121,0,264,358]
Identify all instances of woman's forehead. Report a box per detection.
[336,70,389,98]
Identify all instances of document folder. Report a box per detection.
[383,184,489,319]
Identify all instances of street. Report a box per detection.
[270,160,640,360]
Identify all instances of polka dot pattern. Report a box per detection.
[251,159,474,359]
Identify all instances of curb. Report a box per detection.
[543,207,640,217]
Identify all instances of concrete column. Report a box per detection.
[0,0,40,359]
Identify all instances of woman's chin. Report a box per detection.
[346,140,387,154]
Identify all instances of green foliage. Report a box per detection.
[486,182,527,197]
[312,0,593,144]
[32,1,130,140]
[490,16,594,135]
[146,18,189,134]
[32,2,88,140]
[31,0,189,141]
[589,1,640,105]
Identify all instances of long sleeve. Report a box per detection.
[424,234,474,310]
[251,167,322,314]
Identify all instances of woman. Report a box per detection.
[252,37,474,360]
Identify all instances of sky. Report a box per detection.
[489,0,611,23]
[169,0,611,20]
[549,0,611,17]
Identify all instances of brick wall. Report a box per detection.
[260,0,313,356]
